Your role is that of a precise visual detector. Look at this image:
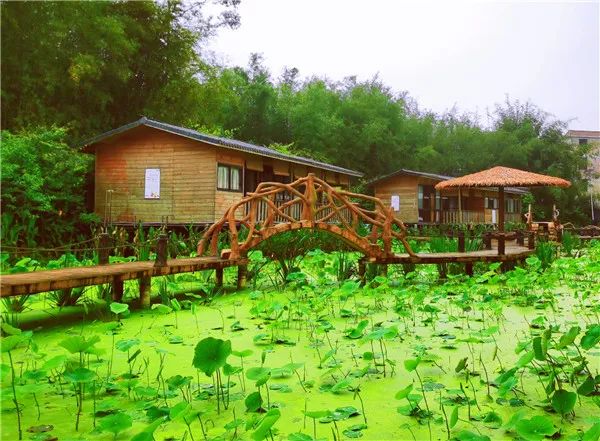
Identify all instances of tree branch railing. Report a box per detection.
[197,174,416,260]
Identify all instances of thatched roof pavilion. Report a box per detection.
[435,166,571,231]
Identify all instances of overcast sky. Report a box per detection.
[206,0,600,131]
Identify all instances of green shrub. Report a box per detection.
[1,128,96,249]
[535,240,557,270]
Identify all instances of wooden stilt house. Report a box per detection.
[369,169,527,225]
[82,118,363,226]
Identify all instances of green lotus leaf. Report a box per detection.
[551,389,577,415]
[245,391,263,412]
[251,408,281,440]
[98,412,133,437]
[192,337,232,377]
[515,415,556,441]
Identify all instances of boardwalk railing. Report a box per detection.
[441,210,521,224]
[198,174,417,260]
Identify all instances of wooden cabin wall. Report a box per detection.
[95,127,216,224]
[94,126,358,225]
[373,175,524,225]
[373,175,419,222]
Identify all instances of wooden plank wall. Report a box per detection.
[373,175,523,224]
[95,127,216,224]
[374,175,419,222]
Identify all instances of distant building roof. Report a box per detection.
[80,117,363,177]
[367,168,528,194]
[567,130,600,139]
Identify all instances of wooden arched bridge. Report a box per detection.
[197,174,417,261]
[1,174,534,300]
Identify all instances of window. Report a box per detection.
[391,194,400,211]
[217,164,242,192]
[579,138,588,145]
[505,199,514,213]
[145,168,160,199]
[486,197,498,209]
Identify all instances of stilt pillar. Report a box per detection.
[139,275,151,309]
[237,265,247,289]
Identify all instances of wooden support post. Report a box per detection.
[215,267,224,287]
[498,186,505,232]
[483,232,492,250]
[139,276,151,309]
[516,230,524,246]
[379,264,388,277]
[98,233,111,265]
[465,263,473,276]
[497,234,505,256]
[458,188,463,224]
[237,265,247,289]
[155,234,168,267]
[358,261,366,286]
[112,277,124,302]
[528,231,536,250]
[458,230,465,253]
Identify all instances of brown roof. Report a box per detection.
[567,130,600,139]
[435,166,571,190]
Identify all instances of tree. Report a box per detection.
[0,1,240,141]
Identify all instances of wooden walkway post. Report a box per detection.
[358,261,366,286]
[497,234,505,255]
[98,233,111,265]
[528,231,536,250]
[458,230,465,253]
[516,230,524,246]
[215,267,224,287]
[237,265,247,289]
[155,234,168,267]
[483,232,492,250]
[139,276,151,309]
[379,264,388,277]
[112,277,124,302]
[465,263,473,276]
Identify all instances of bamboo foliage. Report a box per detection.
[197,174,416,259]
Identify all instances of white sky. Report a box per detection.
[206,0,600,131]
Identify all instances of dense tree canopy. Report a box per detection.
[0,0,595,242]
[0,0,240,138]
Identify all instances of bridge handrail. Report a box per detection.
[197,174,417,259]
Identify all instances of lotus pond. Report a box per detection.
[1,243,600,441]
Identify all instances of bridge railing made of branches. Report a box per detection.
[197,174,416,260]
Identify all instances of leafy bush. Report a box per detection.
[560,231,581,256]
[1,128,96,249]
[535,240,557,270]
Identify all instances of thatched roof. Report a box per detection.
[435,166,571,190]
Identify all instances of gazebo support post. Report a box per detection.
[458,188,463,223]
[498,186,505,233]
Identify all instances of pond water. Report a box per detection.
[1,250,599,441]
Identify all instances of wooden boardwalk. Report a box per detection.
[371,244,533,264]
[1,175,538,301]
[1,256,243,297]
[1,244,532,298]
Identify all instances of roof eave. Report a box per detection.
[79,118,363,178]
